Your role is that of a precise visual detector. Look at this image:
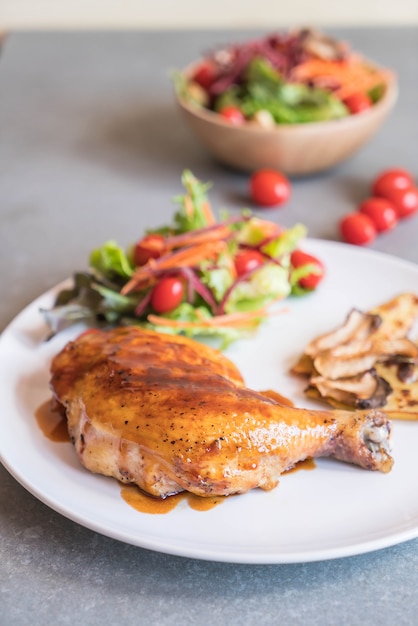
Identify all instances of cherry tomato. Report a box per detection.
[386,187,418,219]
[358,197,398,232]
[133,234,165,266]
[191,61,217,90]
[234,249,264,277]
[343,92,372,114]
[219,105,246,125]
[150,277,184,314]
[340,213,377,245]
[290,250,325,290]
[372,168,415,198]
[249,169,291,207]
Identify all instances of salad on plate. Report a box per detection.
[42,170,323,347]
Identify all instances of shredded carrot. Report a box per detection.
[201,200,216,225]
[149,240,226,270]
[147,302,288,330]
[183,193,215,225]
[184,195,194,218]
[164,223,232,250]
[147,312,258,330]
[121,240,227,294]
[292,57,392,101]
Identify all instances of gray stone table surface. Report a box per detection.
[1,28,418,626]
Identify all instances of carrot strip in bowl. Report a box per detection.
[291,56,393,101]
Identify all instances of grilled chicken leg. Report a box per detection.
[50,327,393,498]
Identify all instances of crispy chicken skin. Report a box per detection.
[50,327,393,498]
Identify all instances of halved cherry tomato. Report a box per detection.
[386,187,418,219]
[343,92,372,114]
[150,277,184,314]
[191,61,217,90]
[290,250,325,290]
[234,249,264,277]
[133,234,165,266]
[249,169,291,207]
[219,105,246,125]
[340,213,377,245]
[358,197,398,232]
[372,168,415,198]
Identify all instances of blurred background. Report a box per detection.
[1,0,418,29]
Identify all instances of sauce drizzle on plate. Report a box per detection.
[120,484,225,514]
[35,398,70,443]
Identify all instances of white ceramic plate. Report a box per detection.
[1,240,418,564]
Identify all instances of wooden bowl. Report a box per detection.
[176,74,398,176]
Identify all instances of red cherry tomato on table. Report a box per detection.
[343,92,372,114]
[378,187,418,219]
[133,234,165,266]
[290,250,325,290]
[340,213,377,245]
[150,277,184,314]
[372,168,415,198]
[249,169,291,207]
[219,106,246,125]
[358,197,398,232]
[234,249,265,277]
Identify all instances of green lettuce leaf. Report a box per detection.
[89,241,135,280]
[245,57,283,96]
[225,264,291,313]
[147,302,245,349]
[199,253,235,301]
[261,223,307,258]
[172,169,213,233]
[217,56,349,125]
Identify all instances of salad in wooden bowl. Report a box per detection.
[174,28,397,175]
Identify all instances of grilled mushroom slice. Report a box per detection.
[305,309,381,358]
[293,293,418,415]
[373,337,418,361]
[312,337,418,380]
[308,369,393,410]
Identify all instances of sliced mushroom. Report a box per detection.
[306,383,357,408]
[292,293,418,414]
[313,350,377,380]
[328,339,374,358]
[309,369,392,409]
[357,377,393,409]
[395,362,418,384]
[305,309,381,358]
[373,337,418,361]
[313,336,418,380]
